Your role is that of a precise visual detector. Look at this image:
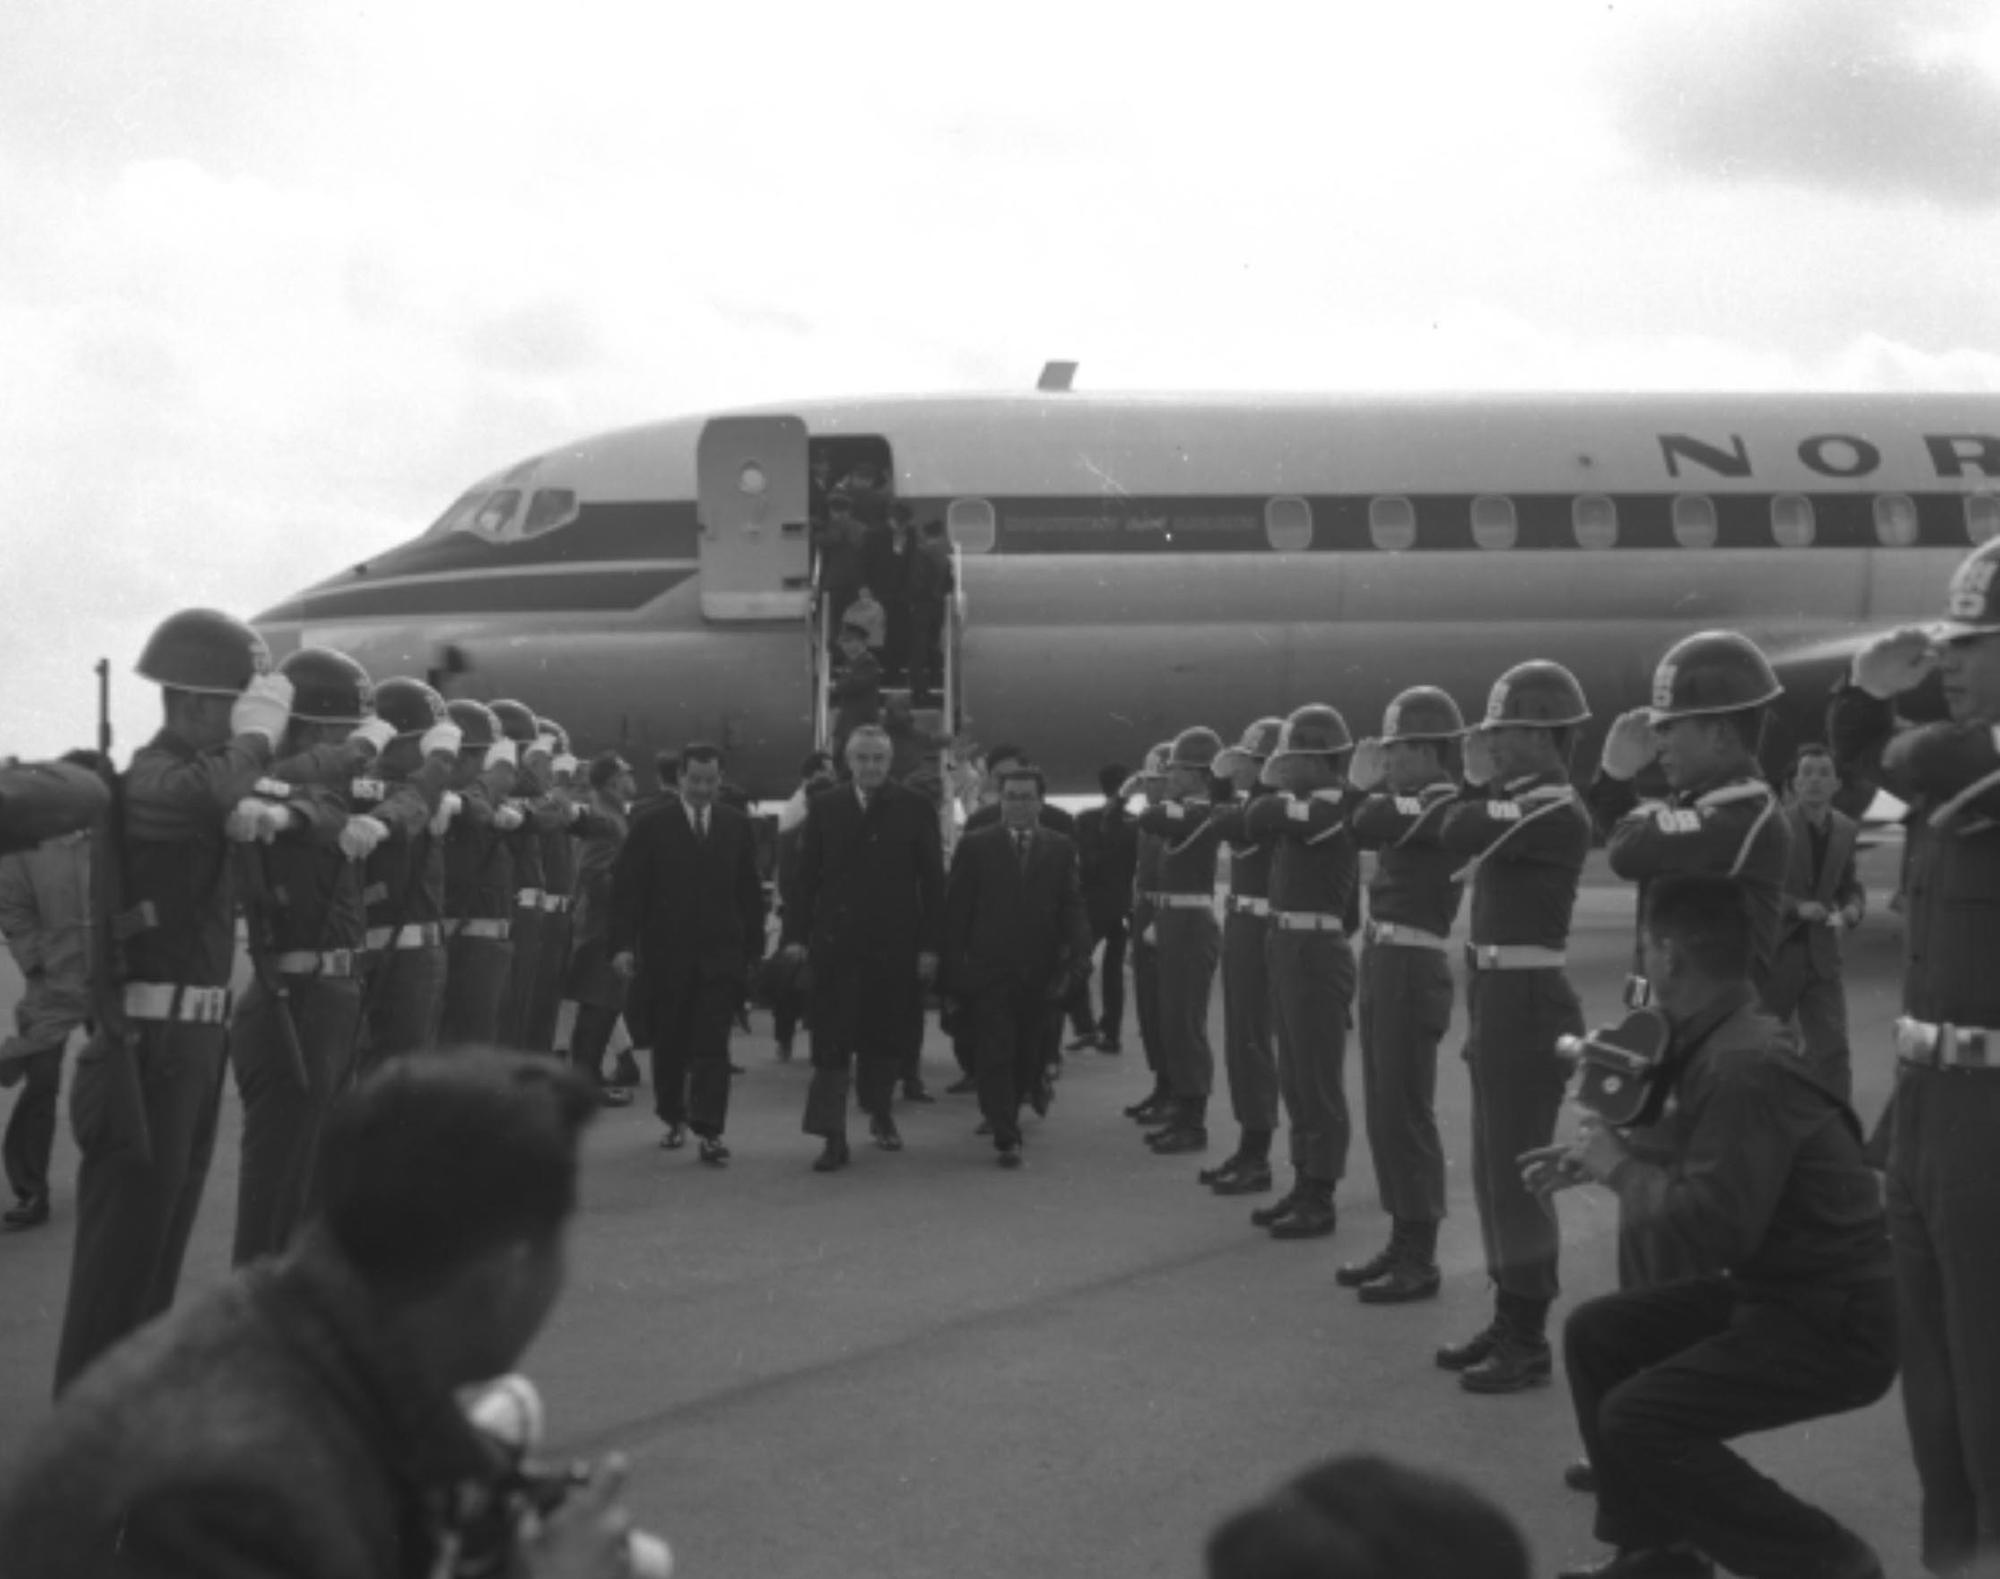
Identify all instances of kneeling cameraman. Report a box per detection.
[0,1053,642,1579]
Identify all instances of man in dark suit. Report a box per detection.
[1762,744,1867,1102]
[1073,762,1139,1053]
[781,724,945,1172]
[609,742,766,1166]
[944,766,1093,1167]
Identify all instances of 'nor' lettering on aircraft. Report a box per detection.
[1659,433,2000,481]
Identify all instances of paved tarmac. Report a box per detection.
[0,850,1925,1577]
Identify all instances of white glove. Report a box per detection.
[1852,628,1936,700]
[230,674,295,746]
[486,738,519,770]
[554,753,579,779]
[420,721,463,760]
[567,798,586,823]
[226,797,289,843]
[494,801,526,831]
[338,815,390,860]
[428,791,463,837]
[1461,729,1496,788]
[1600,710,1658,781]
[1348,739,1389,794]
[531,732,558,758]
[348,717,396,756]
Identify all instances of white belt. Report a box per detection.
[515,888,544,909]
[1466,943,1567,971]
[1895,1016,2000,1071]
[1274,911,1346,933]
[457,918,512,940]
[1227,895,1270,916]
[273,949,359,979]
[365,923,442,951]
[123,982,232,1024]
[1157,894,1214,911]
[541,893,572,914]
[1365,920,1448,952]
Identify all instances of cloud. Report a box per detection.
[1614,0,2000,206]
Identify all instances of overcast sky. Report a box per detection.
[6,0,2000,755]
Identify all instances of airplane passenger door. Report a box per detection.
[695,416,813,621]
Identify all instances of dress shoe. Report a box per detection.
[3,1192,50,1230]
[946,1076,978,1095]
[870,1119,904,1152]
[1563,1456,1598,1493]
[1435,1322,1500,1371]
[1459,1332,1552,1393]
[613,1050,642,1086]
[1066,1031,1100,1051]
[1149,1126,1208,1155]
[1268,1192,1336,1239]
[902,1082,936,1104]
[1249,1185,1303,1229]
[1197,1154,1244,1186]
[698,1138,731,1167]
[598,1085,634,1109]
[974,1119,993,1136]
[812,1137,850,1173]
[660,1123,688,1150]
[1027,1077,1052,1118]
[1097,1038,1122,1055]
[1210,1162,1274,1196]
[1356,1258,1441,1304]
[1335,1241,1400,1289]
[1554,1547,1714,1579]
[997,1142,1023,1169]
[1125,1093,1171,1122]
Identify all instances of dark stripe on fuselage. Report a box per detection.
[339,500,701,581]
[302,566,693,621]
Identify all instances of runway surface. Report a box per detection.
[0,850,1923,1577]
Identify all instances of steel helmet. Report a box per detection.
[1382,686,1466,742]
[1166,726,1225,774]
[1647,630,1782,720]
[373,677,447,738]
[1119,741,1175,798]
[1215,717,1286,775]
[135,609,271,696]
[278,646,373,725]
[490,700,538,745]
[1482,661,1590,729]
[1269,703,1354,761]
[447,699,501,749]
[537,717,570,754]
[1929,537,2000,643]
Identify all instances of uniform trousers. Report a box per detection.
[501,905,544,1050]
[644,965,741,1138]
[358,944,445,1077]
[229,975,362,1267]
[1463,967,1578,1303]
[1267,929,1355,1183]
[898,993,928,1086]
[1565,1275,1896,1577]
[1356,941,1450,1223]
[439,933,513,1049]
[1889,1064,2000,1575]
[4,1044,63,1203]
[968,982,1055,1147]
[56,1021,228,1394]
[1132,929,1163,1078]
[1094,916,1128,1042]
[1759,937,1853,1104]
[526,911,571,1054]
[1155,908,1219,1105]
[803,959,915,1138]
[1221,911,1278,1133]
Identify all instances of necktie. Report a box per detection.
[1015,830,1031,871]
[696,807,708,840]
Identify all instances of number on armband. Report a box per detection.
[1653,808,1701,834]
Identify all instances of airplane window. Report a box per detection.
[1572,494,1617,549]
[1671,495,1717,550]
[1265,496,1313,552]
[1873,494,1919,549]
[1470,495,1517,551]
[467,490,524,541]
[947,497,996,555]
[425,490,491,538]
[520,488,580,539]
[1968,494,2000,544]
[1369,496,1416,552]
[1771,493,1815,549]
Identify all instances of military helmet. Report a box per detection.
[1215,717,1286,775]
[1928,537,2000,643]
[135,608,271,696]
[489,700,539,744]
[537,717,570,754]
[1166,726,1225,773]
[373,677,448,738]
[1381,686,1466,743]
[1142,741,1173,779]
[447,699,501,749]
[1269,703,1353,760]
[1482,661,1590,729]
[278,646,373,725]
[1647,630,1782,720]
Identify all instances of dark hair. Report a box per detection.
[653,749,680,786]
[1206,1455,1528,1579]
[986,742,1027,774]
[800,751,834,781]
[1098,764,1128,797]
[1789,743,1836,779]
[588,751,629,789]
[1641,873,1754,981]
[680,741,723,772]
[320,1054,597,1291]
[997,765,1047,798]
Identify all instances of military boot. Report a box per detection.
[1268,1179,1336,1239]
[1459,1296,1552,1393]
[1335,1222,1406,1288]
[1210,1157,1274,1195]
[1358,1218,1442,1304]
[1435,1316,1502,1372]
[1250,1173,1306,1229]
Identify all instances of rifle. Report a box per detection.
[238,846,312,1094]
[85,658,153,1165]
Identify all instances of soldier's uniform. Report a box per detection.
[1199,718,1285,1193]
[56,610,292,1394]
[1122,745,1173,1123]
[437,702,520,1049]
[1135,728,1228,1152]
[1830,539,2000,1577]
[1243,706,1359,1240]
[1435,661,1592,1395]
[1342,687,1468,1301]
[524,719,580,1055]
[566,758,635,1092]
[351,680,454,1074]
[489,702,563,1051]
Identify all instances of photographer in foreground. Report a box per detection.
[0,1053,643,1579]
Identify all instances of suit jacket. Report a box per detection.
[608,798,766,982]
[784,779,944,966]
[1073,800,1139,934]
[1780,803,1865,977]
[944,823,1092,996]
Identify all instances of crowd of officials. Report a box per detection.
[1,532,2000,1577]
